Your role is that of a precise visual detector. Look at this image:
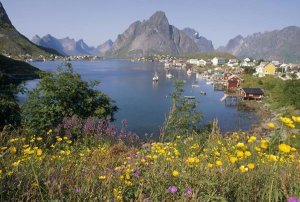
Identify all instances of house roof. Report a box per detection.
[227,75,242,80]
[241,88,264,94]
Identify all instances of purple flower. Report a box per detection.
[134,170,141,177]
[184,187,192,197]
[220,168,225,172]
[75,188,81,193]
[167,186,177,194]
[288,197,300,202]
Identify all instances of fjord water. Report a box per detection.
[21,59,259,136]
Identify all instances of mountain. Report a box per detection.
[182,28,214,52]
[93,40,113,56]
[0,2,60,58]
[219,26,300,63]
[32,35,95,56]
[107,11,199,57]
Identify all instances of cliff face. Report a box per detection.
[182,28,214,52]
[107,11,199,57]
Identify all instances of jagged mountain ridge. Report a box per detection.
[219,26,300,63]
[107,11,202,57]
[0,1,60,57]
[32,34,113,56]
[182,28,214,52]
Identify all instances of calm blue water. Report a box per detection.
[19,59,259,135]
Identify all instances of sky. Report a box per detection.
[2,0,300,48]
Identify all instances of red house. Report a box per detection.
[227,75,242,88]
[240,88,264,100]
[224,72,233,80]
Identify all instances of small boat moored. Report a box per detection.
[200,91,206,95]
[153,72,159,81]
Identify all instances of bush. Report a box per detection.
[21,63,118,133]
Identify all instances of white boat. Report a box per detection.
[206,81,213,85]
[200,91,206,95]
[187,69,192,75]
[153,72,159,81]
[192,84,200,88]
[166,72,173,78]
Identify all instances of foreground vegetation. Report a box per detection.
[1,63,300,201]
[1,117,300,201]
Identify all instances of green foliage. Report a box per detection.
[21,63,118,133]
[0,77,22,129]
[161,80,202,141]
[281,79,300,109]
[241,66,256,75]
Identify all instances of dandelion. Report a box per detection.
[168,186,178,194]
[36,149,42,156]
[12,160,20,167]
[99,175,106,180]
[207,163,213,168]
[244,151,251,157]
[239,165,248,173]
[9,146,17,154]
[36,137,43,141]
[230,156,238,164]
[248,136,257,143]
[260,139,269,149]
[247,163,255,169]
[292,116,300,123]
[172,170,179,177]
[278,143,291,153]
[267,122,276,129]
[216,160,222,166]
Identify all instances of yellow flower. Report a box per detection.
[32,182,39,187]
[244,151,251,157]
[176,135,181,139]
[236,142,245,148]
[278,144,291,153]
[9,146,17,154]
[236,151,244,158]
[216,160,222,166]
[0,169,2,176]
[248,136,257,143]
[247,163,255,169]
[292,116,300,123]
[47,129,53,135]
[255,146,261,152]
[291,147,297,152]
[207,163,213,168]
[1,146,7,150]
[214,151,220,157]
[99,175,106,180]
[36,149,42,156]
[239,165,248,173]
[260,139,269,149]
[36,137,43,141]
[12,160,21,167]
[229,156,238,164]
[267,122,275,129]
[172,170,179,177]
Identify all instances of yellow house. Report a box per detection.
[263,63,276,75]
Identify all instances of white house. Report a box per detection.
[211,57,225,66]
[188,59,199,65]
[198,59,207,66]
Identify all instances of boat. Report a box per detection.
[153,72,159,81]
[200,91,206,95]
[206,81,213,85]
[192,84,200,88]
[187,69,192,75]
[184,96,196,99]
[166,72,173,78]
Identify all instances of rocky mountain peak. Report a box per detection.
[148,11,169,26]
[0,1,13,27]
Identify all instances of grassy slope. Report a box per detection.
[0,26,60,57]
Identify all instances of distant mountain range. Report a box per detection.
[219,26,300,63]
[2,0,300,63]
[0,2,59,57]
[32,35,113,56]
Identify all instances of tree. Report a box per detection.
[281,79,300,110]
[0,74,22,130]
[160,80,202,141]
[22,63,118,133]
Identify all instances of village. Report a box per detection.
[134,54,300,102]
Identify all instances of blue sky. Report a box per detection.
[2,0,300,48]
